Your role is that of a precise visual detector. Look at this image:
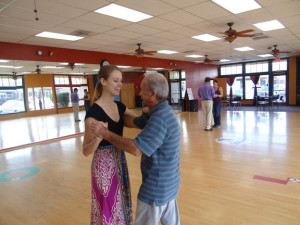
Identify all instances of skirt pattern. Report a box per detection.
[91,145,132,225]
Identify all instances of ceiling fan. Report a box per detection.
[268,45,291,60]
[34,65,42,74]
[134,43,156,57]
[57,62,76,70]
[203,55,220,64]
[222,22,255,43]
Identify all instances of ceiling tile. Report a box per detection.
[160,10,204,26]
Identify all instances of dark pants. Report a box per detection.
[213,102,222,126]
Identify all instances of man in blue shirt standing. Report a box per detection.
[71,88,80,122]
[91,72,181,225]
[198,77,215,131]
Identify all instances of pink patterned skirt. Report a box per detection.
[91,145,133,225]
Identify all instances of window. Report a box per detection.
[0,75,25,114]
[220,64,242,75]
[273,75,286,102]
[54,75,88,108]
[27,87,54,111]
[226,77,243,97]
[245,61,268,73]
[272,59,287,71]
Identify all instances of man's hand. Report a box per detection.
[90,121,108,139]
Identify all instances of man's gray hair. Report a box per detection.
[144,72,169,100]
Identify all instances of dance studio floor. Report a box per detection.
[0,109,300,225]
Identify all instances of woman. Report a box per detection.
[82,65,136,225]
[212,79,223,128]
[83,89,91,112]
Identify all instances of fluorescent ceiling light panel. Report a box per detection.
[185,55,204,58]
[0,60,9,63]
[253,20,285,31]
[258,54,273,57]
[212,0,261,14]
[220,59,231,62]
[59,63,85,65]
[157,50,178,54]
[35,32,84,41]
[95,3,152,22]
[42,66,64,69]
[234,47,254,51]
[117,65,131,68]
[192,34,221,42]
[0,65,23,69]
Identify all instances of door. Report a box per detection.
[120,83,135,108]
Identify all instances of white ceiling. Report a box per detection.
[0,0,300,74]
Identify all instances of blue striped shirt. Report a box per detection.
[133,100,181,206]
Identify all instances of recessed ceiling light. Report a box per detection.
[212,0,261,14]
[192,34,221,42]
[253,20,285,31]
[185,55,204,58]
[258,54,273,57]
[59,63,85,66]
[234,47,254,51]
[157,50,178,54]
[0,60,9,63]
[95,3,152,22]
[35,32,84,41]
[220,59,231,62]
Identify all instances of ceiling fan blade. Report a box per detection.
[236,29,254,34]
[225,36,237,42]
[144,51,157,55]
[278,51,291,53]
[236,34,255,37]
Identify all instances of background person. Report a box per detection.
[91,72,181,225]
[83,89,91,112]
[212,80,223,128]
[71,88,80,122]
[198,77,215,131]
[82,65,136,225]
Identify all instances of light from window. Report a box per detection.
[54,75,69,85]
[220,64,242,75]
[245,61,268,73]
[272,59,287,71]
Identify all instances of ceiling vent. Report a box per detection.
[251,32,269,41]
[70,29,96,37]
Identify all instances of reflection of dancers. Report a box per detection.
[83,89,91,112]
[39,98,42,110]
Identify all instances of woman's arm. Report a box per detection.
[82,118,104,157]
[218,87,224,97]
[123,108,138,128]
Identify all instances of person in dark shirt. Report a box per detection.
[212,80,223,128]
[82,65,137,225]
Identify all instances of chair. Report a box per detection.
[256,96,269,110]
[221,97,230,109]
[271,95,280,110]
[231,96,242,109]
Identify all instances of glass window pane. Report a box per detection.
[28,88,35,111]
[181,80,186,98]
[77,86,87,106]
[226,77,243,98]
[43,87,54,109]
[55,87,71,108]
[34,87,43,110]
[181,70,186,79]
[0,89,25,114]
[245,76,255,99]
[273,75,286,102]
[257,75,269,97]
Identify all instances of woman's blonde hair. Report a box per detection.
[93,65,121,102]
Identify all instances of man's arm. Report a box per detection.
[91,121,142,156]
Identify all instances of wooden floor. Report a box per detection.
[1,109,300,225]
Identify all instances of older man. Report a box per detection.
[198,77,215,131]
[91,72,181,225]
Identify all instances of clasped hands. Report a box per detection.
[90,119,109,139]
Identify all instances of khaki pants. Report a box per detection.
[72,102,79,121]
[201,100,214,129]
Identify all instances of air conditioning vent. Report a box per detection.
[251,32,269,40]
[70,30,96,37]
